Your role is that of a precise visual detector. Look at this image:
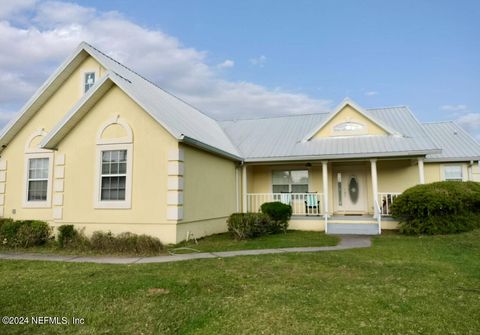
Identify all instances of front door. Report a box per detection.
[333,168,368,214]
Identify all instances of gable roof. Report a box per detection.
[220,106,440,162]
[423,121,480,162]
[301,98,399,142]
[1,42,241,160]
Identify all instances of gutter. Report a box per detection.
[180,135,243,162]
[243,149,442,163]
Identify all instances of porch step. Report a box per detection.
[327,223,379,235]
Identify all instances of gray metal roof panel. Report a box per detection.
[423,122,480,161]
[220,107,441,161]
[83,43,241,158]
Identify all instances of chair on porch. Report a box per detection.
[304,193,320,216]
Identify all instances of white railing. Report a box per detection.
[247,193,323,216]
[378,192,402,216]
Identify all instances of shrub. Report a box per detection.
[16,220,51,248]
[90,231,163,254]
[227,213,272,240]
[0,219,22,246]
[260,202,292,233]
[57,225,89,248]
[0,219,50,247]
[391,181,480,235]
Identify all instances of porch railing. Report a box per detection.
[378,192,402,216]
[247,193,323,216]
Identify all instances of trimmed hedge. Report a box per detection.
[0,219,51,248]
[391,181,480,235]
[260,202,292,233]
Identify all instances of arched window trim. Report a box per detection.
[96,115,133,145]
[94,116,133,209]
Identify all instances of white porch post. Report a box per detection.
[468,161,473,181]
[418,157,425,184]
[322,161,329,217]
[242,164,247,213]
[370,159,379,218]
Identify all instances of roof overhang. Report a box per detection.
[243,149,441,163]
[0,45,91,151]
[41,74,114,149]
[180,136,243,161]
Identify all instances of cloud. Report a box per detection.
[0,0,37,19]
[440,104,468,112]
[0,1,331,127]
[250,55,267,67]
[365,91,378,96]
[217,59,234,69]
[456,112,480,140]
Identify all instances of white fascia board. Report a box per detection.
[243,149,440,163]
[0,44,90,151]
[41,74,114,149]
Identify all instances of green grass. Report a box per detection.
[0,230,338,256]
[1,230,480,334]
[172,230,339,253]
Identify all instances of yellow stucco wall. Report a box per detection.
[181,144,237,241]
[57,86,178,226]
[312,105,388,138]
[1,56,105,222]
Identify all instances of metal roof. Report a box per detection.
[423,122,480,162]
[83,43,241,158]
[220,107,441,162]
[3,42,479,163]
[1,42,241,160]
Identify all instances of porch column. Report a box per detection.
[418,157,425,184]
[468,161,474,181]
[322,161,328,217]
[242,164,247,212]
[370,159,379,218]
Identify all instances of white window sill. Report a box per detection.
[22,201,51,208]
[94,201,131,209]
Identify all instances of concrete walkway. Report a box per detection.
[0,235,371,265]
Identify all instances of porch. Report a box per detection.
[242,158,425,234]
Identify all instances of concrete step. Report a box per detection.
[327,223,379,235]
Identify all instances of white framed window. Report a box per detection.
[443,165,463,181]
[84,72,96,93]
[272,170,309,193]
[95,143,133,208]
[23,153,53,208]
[333,121,365,132]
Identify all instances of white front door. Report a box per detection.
[333,169,368,214]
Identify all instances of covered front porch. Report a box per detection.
[241,158,427,234]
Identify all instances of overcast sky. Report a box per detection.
[0,0,479,139]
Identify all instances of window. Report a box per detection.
[333,121,365,132]
[27,158,49,201]
[84,72,95,93]
[444,165,463,181]
[100,150,127,201]
[272,170,308,193]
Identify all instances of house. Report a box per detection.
[0,42,479,243]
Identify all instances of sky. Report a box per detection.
[0,0,479,138]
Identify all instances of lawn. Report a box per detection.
[172,230,339,253]
[1,230,479,334]
[0,230,338,256]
